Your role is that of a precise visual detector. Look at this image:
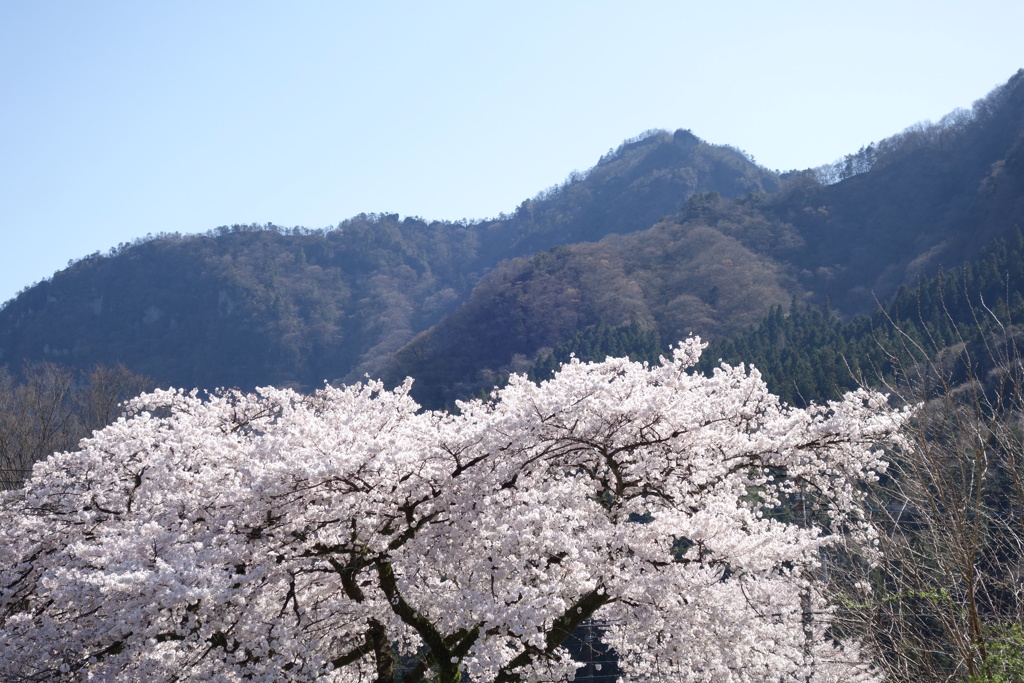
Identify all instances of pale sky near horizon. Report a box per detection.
[2,1,1022,304]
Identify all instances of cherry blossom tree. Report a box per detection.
[0,339,909,682]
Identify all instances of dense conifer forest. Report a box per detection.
[700,227,1024,406]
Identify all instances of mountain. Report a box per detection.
[1,70,1022,407]
[476,128,782,258]
[383,70,1024,406]
[0,129,780,393]
[767,68,1024,315]
[696,226,1024,408]
[380,208,798,407]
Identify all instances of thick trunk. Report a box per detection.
[369,618,396,683]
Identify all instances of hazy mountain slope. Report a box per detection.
[0,130,777,392]
[0,221,481,390]
[474,129,783,259]
[383,71,1024,406]
[2,71,1022,399]
[698,227,1024,408]
[761,69,1024,315]
[384,216,799,408]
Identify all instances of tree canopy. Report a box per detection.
[0,340,907,682]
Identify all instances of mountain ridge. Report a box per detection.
[0,127,780,393]
[1,69,1022,407]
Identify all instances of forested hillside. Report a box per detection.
[700,227,1024,406]
[0,70,1022,412]
[383,210,798,407]
[386,70,1024,406]
[0,130,781,393]
[777,67,1024,314]
[0,220,480,390]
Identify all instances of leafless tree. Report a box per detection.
[0,363,153,489]
[833,297,1024,681]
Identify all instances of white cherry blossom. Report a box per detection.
[0,339,908,682]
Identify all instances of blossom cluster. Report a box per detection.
[0,339,908,681]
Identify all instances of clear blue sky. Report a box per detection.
[2,1,1021,303]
